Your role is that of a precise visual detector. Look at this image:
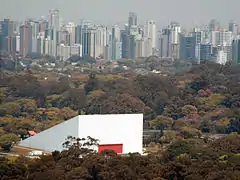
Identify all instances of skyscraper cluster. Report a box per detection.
[0,11,240,65]
[0,10,158,61]
[120,12,157,59]
[158,19,240,64]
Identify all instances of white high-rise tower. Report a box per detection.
[145,20,157,50]
[49,9,60,57]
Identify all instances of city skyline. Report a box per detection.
[0,0,239,28]
[1,6,240,65]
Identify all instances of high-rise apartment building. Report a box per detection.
[228,21,238,36]
[0,19,14,52]
[159,28,172,57]
[36,32,45,54]
[232,38,240,64]
[217,50,227,65]
[1,19,14,37]
[221,44,232,62]
[209,19,220,31]
[16,35,20,52]
[57,43,82,61]
[191,31,202,44]
[171,24,181,44]
[95,26,107,58]
[143,37,152,57]
[4,36,17,55]
[121,30,129,58]
[82,27,97,58]
[20,24,32,57]
[39,20,48,33]
[26,20,40,53]
[179,34,196,61]
[75,20,92,45]
[195,43,213,63]
[65,22,76,45]
[112,25,122,60]
[104,44,111,61]
[49,9,60,57]
[128,12,137,28]
[210,31,233,47]
[145,20,157,50]
[75,21,108,59]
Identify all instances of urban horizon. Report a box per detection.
[1,9,240,65]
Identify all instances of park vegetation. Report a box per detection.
[0,61,239,178]
[0,134,240,179]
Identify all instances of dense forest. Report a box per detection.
[0,134,240,179]
[0,62,239,140]
[0,61,239,179]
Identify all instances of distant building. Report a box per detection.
[20,24,33,57]
[4,36,17,56]
[71,44,82,57]
[121,30,130,58]
[104,44,111,61]
[228,21,238,36]
[191,31,202,44]
[209,19,220,31]
[0,19,14,52]
[199,43,213,61]
[16,35,20,52]
[95,26,107,58]
[112,25,122,60]
[82,28,97,58]
[210,31,233,47]
[57,43,82,61]
[39,20,48,33]
[128,12,138,28]
[36,36,44,54]
[65,22,76,45]
[143,37,152,57]
[1,19,14,37]
[159,28,172,57]
[145,20,157,50]
[221,45,232,62]
[135,39,144,57]
[232,39,240,64]
[171,25,181,44]
[179,34,196,62]
[49,9,60,57]
[217,50,227,65]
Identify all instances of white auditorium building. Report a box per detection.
[19,114,143,154]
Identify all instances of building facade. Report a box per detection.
[19,114,144,154]
[145,20,157,50]
[179,34,196,61]
[232,39,240,64]
[20,24,32,57]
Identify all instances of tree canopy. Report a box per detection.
[0,61,240,179]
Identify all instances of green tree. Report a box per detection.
[84,73,99,95]
[160,130,177,144]
[0,102,21,116]
[181,105,198,116]
[180,126,202,139]
[0,133,19,152]
[150,115,173,130]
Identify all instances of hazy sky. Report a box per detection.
[0,0,239,28]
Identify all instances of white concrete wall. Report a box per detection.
[19,116,79,152]
[78,114,143,154]
[18,114,143,154]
